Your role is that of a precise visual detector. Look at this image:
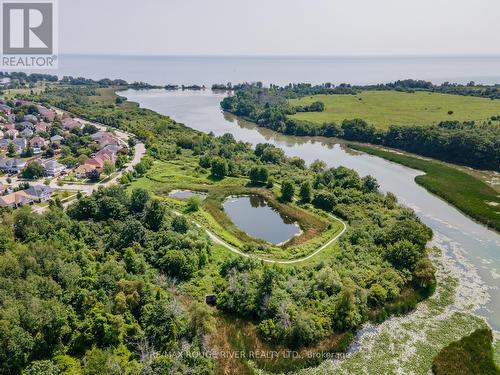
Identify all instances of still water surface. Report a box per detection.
[223,195,301,245]
[169,190,206,200]
[122,88,500,330]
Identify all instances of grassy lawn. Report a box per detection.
[3,83,46,99]
[289,91,500,129]
[350,144,500,232]
[89,86,138,109]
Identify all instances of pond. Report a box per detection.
[223,195,301,245]
[169,190,206,200]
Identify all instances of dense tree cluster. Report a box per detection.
[0,187,214,374]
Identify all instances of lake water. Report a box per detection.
[32,54,500,86]
[224,195,301,245]
[121,88,500,331]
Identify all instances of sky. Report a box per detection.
[59,0,500,56]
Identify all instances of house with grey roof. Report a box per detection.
[50,134,64,143]
[0,157,27,173]
[43,160,65,176]
[19,121,34,129]
[23,114,38,124]
[25,185,54,202]
[20,128,34,138]
[0,139,10,149]
[13,138,27,153]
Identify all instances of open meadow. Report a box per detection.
[289,91,500,129]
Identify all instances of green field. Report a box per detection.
[289,91,500,129]
[349,144,500,232]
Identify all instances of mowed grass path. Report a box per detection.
[289,91,500,129]
[350,144,500,232]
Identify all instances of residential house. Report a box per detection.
[13,137,26,153]
[43,160,65,176]
[62,118,82,131]
[95,148,116,161]
[4,129,18,139]
[50,134,64,143]
[84,157,105,170]
[0,139,10,149]
[0,130,3,138]
[91,132,121,149]
[3,123,15,131]
[75,163,96,178]
[25,185,54,202]
[102,144,127,156]
[34,122,50,133]
[0,157,27,173]
[90,131,107,141]
[19,121,34,129]
[20,128,34,138]
[23,114,38,124]
[29,136,46,153]
[37,106,56,122]
[0,191,32,208]
[99,135,120,148]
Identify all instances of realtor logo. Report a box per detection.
[1,0,57,68]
